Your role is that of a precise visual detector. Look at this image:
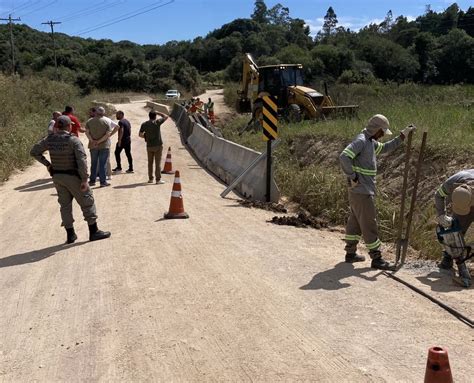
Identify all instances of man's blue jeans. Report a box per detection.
[90,148,109,185]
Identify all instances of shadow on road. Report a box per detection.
[113,182,150,189]
[300,262,377,290]
[416,271,465,292]
[0,241,87,268]
[15,178,54,192]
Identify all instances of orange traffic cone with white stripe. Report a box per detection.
[164,170,189,219]
[162,147,174,174]
[424,346,453,383]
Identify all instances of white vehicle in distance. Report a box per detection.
[165,89,181,99]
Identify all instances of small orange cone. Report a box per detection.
[162,147,174,174]
[164,170,189,219]
[424,346,453,383]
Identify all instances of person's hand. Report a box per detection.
[437,214,453,228]
[90,140,98,148]
[401,124,416,137]
[348,175,359,188]
[80,181,89,192]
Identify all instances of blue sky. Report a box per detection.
[0,0,472,45]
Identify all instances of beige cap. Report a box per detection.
[366,114,393,136]
[452,185,473,215]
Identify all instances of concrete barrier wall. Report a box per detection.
[145,101,169,115]
[207,135,279,202]
[172,103,279,202]
[187,124,214,167]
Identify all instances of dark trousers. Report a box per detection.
[114,141,133,170]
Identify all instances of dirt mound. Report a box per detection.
[269,213,329,229]
[238,199,287,213]
[290,134,474,210]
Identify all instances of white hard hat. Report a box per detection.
[366,114,392,136]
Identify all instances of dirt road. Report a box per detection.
[0,100,472,382]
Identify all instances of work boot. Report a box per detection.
[66,227,77,244]
[88,223,111,242]
[345,253,365,263]
[371,256,395,271]
[438,252,453,270]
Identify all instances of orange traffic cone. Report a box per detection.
[162,147,174,174]
[424,346,453,383]
[164,170,189,219]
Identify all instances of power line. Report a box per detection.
[20,0,58,18]
[0,14,21,75]
[42,19,61,80]
[1,0,41,17]
[57,1,125,23]
[76,0,174,37]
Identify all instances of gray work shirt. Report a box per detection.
[340,129,403,195]
[435,169,474,216]
[30,131,89,181]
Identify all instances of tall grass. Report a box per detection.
[0,75,100,181]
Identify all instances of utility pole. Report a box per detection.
[42,20,62,80]
[0,14,21,76]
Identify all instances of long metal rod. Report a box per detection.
[383,272,473,328]
[221,140,280,198]
[400,131,428,265]
[395,131,413,265]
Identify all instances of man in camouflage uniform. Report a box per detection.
[339,114,416,270]
[30,115,111,243]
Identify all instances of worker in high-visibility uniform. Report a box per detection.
[339,114,416,270]
[435,169,474,269]
[195,97,204,113]
[206,97,215,124]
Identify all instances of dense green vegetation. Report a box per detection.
[1,1,473,95]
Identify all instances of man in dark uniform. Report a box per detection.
[30,115,111,244]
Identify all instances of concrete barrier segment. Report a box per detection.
[187,123,214,167]
[145,101,169,115]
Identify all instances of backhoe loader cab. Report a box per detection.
[237,53,358,130]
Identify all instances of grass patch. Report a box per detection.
[0,76,119,182]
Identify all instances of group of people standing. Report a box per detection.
[31,105,169,244]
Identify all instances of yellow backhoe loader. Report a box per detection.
[237,53,358,131]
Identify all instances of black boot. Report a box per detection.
[438,252,453,270]
[371,256,395,271]
[66,227,77,244]
[345,253,365,263]
[88,222,111,242]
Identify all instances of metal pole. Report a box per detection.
[400,131,428,265]
[42,21,62,81]
[1,15,21,76]
[395,130,413,265]
[221,140,280,198]
[266,139,272,202]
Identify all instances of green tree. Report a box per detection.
[322,7,338,36]
[435,28,474,83]
[251,0,268,24]
[379,10,394,33]
[267,4,291,25]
